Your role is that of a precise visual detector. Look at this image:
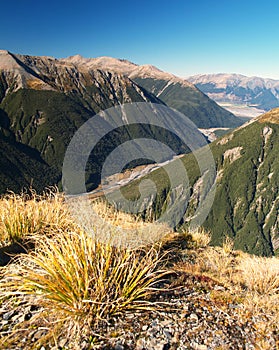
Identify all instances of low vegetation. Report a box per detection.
[0,191,278,348]
[0,188,70,244]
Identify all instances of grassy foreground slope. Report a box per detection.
[0,191,278,348]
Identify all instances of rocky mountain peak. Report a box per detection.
[0,49,10,56]
[0,50,22,70]
[61,55,195,89]
[63,54,89,66]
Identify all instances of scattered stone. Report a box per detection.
[2,310,15,320]
[0,271,278,349]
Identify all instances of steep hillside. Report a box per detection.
[113,108,279,256]
[0,132,58,193]
[64,56,242,128]
[188,73,279,116]
[0,51,243,194]
[0,51,168,192]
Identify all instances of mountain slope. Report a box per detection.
[63,56,242,128]
[0,51,244,194]
[0,51,166,192]
[188,73,279,115]
[0,132,58,193]
[114,108,279,256]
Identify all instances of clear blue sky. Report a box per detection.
[1,0,279,79]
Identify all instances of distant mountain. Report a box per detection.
[188,73,279,118]
[117,108,279,256]
[65,56,242,128]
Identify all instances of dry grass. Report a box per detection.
[0,191,278,347]
[67,197,171,248]
[174,235,279,343]
[196,238,236,279]
[0,189,170,248]
[189,228,212,248]
[0,192,173,347]
[0,228,168,323]
[238,255,279,295]
[0,188,72,245]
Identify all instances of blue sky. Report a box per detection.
[1,0,279,78]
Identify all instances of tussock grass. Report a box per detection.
[1,229,168,316]
[0,228,170,346]
[189,228,212,248]
[239,255,279,295]
[0,188,72,245]
[0,192,173,347]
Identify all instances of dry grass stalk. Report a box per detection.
[0,188,72,245]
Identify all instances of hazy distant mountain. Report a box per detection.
[65,56,242,128]
[188,73,279,118]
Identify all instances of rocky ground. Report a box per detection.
[1,271,278,349]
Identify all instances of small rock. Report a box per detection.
[142,325,148,331]
[2,310,15,320]
[163,330,172,340]
[229,303,240,309]
[191,342,207,350]
[153,341,170,350]
[115,344,124,350]
[189,313,199,322]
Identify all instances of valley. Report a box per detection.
[110,109,279,256]
[0,50,239,193]
[0,50,279,257]
[216,102,266,119]
[2,2,279,348]
[188,73,279,118]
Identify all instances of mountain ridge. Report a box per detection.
[60,54,242,128]
[0,51,166,193]
[114,107,279,256]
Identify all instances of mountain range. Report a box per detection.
[188,73,279,118]
[67,56,241,128]
[1,50,279,256]
[0,50,240,193]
